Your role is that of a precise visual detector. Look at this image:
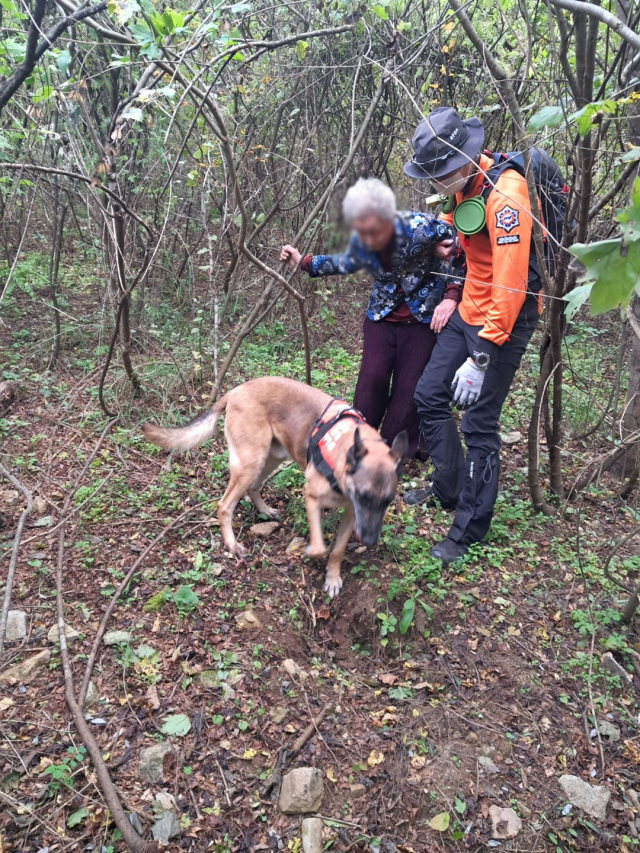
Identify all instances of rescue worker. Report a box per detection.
[403,107,541,565]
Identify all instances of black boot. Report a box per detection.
[430,537,470,565]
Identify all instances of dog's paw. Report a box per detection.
[323,574,343,599]
[263,507,280,520]
[305,543,328,560]
[227,541,247,558]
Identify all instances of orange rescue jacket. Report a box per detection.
[441,153,541,347]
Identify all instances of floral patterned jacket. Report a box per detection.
[304,212,460,323]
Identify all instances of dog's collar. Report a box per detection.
[307,399,366,493]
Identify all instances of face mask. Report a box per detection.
[431,168,469,196]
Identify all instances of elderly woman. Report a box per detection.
[281,177,461,459]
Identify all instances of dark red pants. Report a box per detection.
[353,318,438,459]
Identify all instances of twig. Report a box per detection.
[53,420,156,852]
[288,701,334,760]
[0,464,33,657]
[587,630,606,772]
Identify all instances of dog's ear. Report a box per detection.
[346,427,368,474]
[390,430,408,467]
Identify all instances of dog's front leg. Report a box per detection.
[324,502,355,599]
[304,488,328,560]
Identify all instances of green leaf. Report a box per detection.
[67,807,89,828]
[129,20,154,45]
[55,49,72,75]
[428,812,450,832]
[238,720,249,731]
[570,239,640,314]
[121,106,143,121]
[296,40,309,61]
[212,715,224,725]
[172,585,200,612]
[107,0,140,24]
[399,598,415,635]
[563,283,593,321]
[134,643,157,659]
[161,713,191,737]
[527,105,564,131]
[372,4,389,18]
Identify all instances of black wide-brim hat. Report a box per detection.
[404,107,485,180]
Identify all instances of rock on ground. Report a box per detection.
[301,817,323,853]
[278,768,323,814]
[559,775,611,821]
[139,741,174,783]
[489,805,522,839]
[234,609,262,630]
[47,623,80,644]
[286,536,306,555]
[5,610,27,642]
[103,630,131,646]
[151,809,181,845]
[0,649,50,684]
[478,755,500,774]
[32,496,47,515]
[84,681,99,708]
[250,521,279,536]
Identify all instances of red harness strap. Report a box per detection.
[307,399,365,493]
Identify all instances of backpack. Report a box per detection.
[307,399,365,493]
[480,148,570,282]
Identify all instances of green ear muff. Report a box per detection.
[452,196,487,236]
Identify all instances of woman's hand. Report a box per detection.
[430,297,457,333]
[281,244,302,267]
[434,238,453,262]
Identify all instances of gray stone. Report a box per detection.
[32,496,47,515]
[270,707,289,724]
[559,775,611,821]
[478,755,500,774]
[302,817,323,853]
[234,609,262,630]
[596,720,620,742]
[250,521,279,536]
[139,741,174,783]
[286,537,306,555]
[103,630,131,646]
[1,489,19,508]
[151,810,181,845]
[47,623,80,644]
[0,649,50,684]
[278,768,323,814]
[489,806,522,839]
[84,682,99,708]
[5,610,27,642]
[349,783,367,798]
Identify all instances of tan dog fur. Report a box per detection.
[142,377,406,597]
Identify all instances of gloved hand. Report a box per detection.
[451,357,487,408]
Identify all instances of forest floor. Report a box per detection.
[1,275,640,853]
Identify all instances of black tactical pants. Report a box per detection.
[413,293,539,544]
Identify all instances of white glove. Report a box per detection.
[451,358,487,408]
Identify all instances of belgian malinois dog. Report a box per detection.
[142,377,407,597]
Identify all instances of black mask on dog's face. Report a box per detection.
[346,429,408,547]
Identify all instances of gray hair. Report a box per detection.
[342,177,397,225]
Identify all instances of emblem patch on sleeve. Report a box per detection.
[495,205,520,233]
[497,234,520,245]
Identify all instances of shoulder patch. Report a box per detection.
[495,205,520,233]
[497,234,520,245]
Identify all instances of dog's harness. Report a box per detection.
[307,399,366,494]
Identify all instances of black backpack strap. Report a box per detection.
[307,400,365,493]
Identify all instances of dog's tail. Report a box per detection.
[142,395,228,452]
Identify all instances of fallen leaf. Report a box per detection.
[379,673,396,685]
[428,812,450,832]
[367,749,384,767]
[410,754,426,769]
[326,768,337,783]
[317,604,331,621]
[242,748,257,760]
